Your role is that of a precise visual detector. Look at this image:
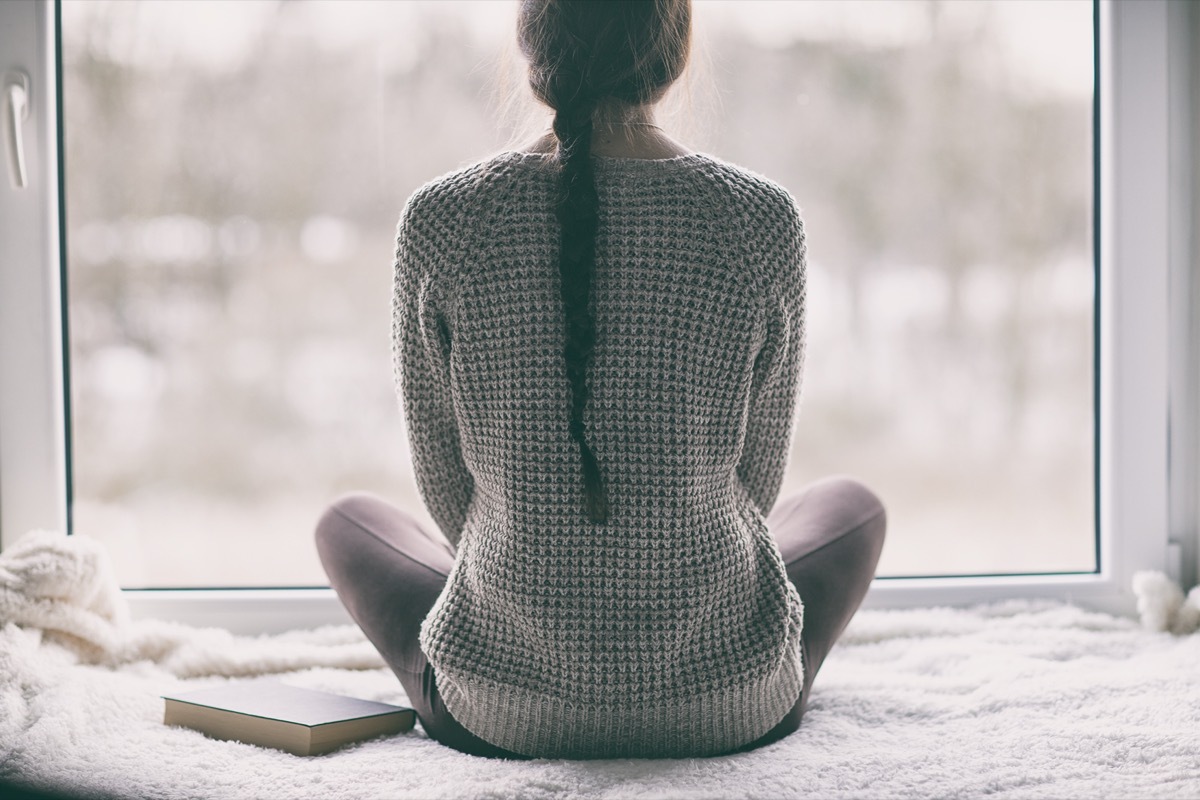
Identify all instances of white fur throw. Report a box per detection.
[1131,570,1200,635]
[2,530,1200,799]
[0,529,383,677]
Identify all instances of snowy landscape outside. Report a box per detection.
[61,0,1095,587]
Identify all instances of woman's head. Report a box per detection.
[515,0,693,526]
[517,0,692,121]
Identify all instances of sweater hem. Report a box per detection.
[431,638,804,760]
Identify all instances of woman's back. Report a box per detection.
[397,149,808,758]
[316,0,884,763]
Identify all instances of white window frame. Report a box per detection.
[0,0,1191,633]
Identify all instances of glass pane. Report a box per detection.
[62,0,1094,587]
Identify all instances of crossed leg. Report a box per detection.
[314,494,528,759]
[315,475,885,758]
[728,476,887,752]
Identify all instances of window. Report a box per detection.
[0,0,1186,631]
[704,2,1097,579]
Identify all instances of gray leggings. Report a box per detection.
[315,476,886,759]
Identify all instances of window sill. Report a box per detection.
[123,573,1136,636]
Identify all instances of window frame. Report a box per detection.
[0,0,1189,633]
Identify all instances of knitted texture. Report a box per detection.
[393,150,807,759]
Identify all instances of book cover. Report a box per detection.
[163,678,416,756]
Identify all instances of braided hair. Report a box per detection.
[517,0,692,524]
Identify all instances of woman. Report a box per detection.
[316,0,885,760]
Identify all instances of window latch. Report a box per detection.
[4,70,30,190]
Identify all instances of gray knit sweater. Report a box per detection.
[393,149,807,759]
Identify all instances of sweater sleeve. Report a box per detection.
[392,189,474,548]
[736,193,807,517]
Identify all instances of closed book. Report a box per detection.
[163,678,416,756]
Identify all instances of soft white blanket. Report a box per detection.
[1,530,1198,800]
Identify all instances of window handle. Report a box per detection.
[4,70,30,190]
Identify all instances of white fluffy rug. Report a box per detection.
[2,531,1199,800]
